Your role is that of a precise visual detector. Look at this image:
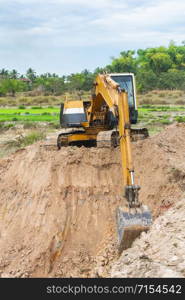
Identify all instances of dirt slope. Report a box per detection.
[0,123,185,277]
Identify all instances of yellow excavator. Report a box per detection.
[57,73,152,253]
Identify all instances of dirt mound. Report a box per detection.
[0,123,185,277]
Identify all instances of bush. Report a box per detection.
[42,112,51,115]
[160,119,172,125]
[18,105,26,109]
[31,106,43,109]
[175,116,185,123]
[0,123,14,132]
[4,123,14,129]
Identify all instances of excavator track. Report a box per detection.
[57,127,85,149]
[97,128,149,148]
[131,127,149,141]
[97,130,119,148]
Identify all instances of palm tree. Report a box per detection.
[10,69,19,79]
[0,68,9,79]
[26,68,36,82]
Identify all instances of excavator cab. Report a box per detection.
[108,73,149,141]
[110,73,138,124]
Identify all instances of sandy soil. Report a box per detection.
[0,123,185,277]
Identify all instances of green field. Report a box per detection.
[0,107,60,122]
[0,105,185,124]
[0,104,185,158]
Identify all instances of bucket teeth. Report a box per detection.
[116,205,152,254]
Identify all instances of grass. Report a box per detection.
[139,105,185,112]
[0,107,59,114]
[0,90,185,145]
[138,89,185,105]
[0,104,184,128]
[0,89,185,106]
[23,122,38,129]
[0,107,60,122]
[159,119,172,125]
[5,130,46,149]
[0,120,60,158]
[0,122,14,132]
[136,103,185,135]
[0,95,63,106]
[0,91,91,106]
[21,131,46,147]
[0,115,59,122]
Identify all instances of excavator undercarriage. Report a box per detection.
[57,127,148,148]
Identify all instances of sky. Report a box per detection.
[0,0,185,76]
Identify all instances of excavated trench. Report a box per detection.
[0,123,185,277]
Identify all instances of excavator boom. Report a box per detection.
[91,74,152,252]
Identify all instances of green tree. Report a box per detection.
[136,70,158,92]
[26,68,37,82]
[80,70,94,91]
[66,73,84,91]
[34,76,66,95]
[0,79,26,96]
[106,50,137,73]
[0,68,9,79]
[9,69,19,79]
[158,70,185,90]
[149,52,172,74]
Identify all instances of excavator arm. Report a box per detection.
[92,74,152,252]
[91,74,139,207]
[118,89,140,207]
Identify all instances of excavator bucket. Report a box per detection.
[116,205,152,254]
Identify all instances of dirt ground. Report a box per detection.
[0,123,185,277]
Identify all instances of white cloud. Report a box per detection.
[20,0,185,45]
[0,0,122,8]
[90,0,185,29]
[0,0,185,74]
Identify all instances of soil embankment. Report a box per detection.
[0,123,185,277]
